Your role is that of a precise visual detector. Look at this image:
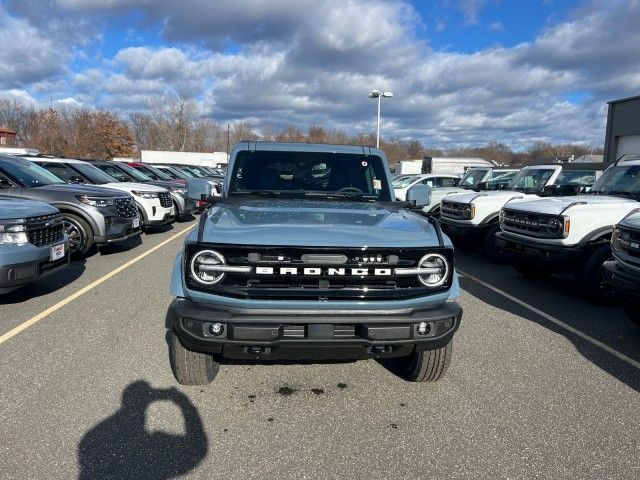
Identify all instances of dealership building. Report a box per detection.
[604,95,640,164]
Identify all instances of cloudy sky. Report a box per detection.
[1,0,639,149]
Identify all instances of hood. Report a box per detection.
[0,196,59,219]
[443,189,525,205]
[502,194,634,215]
[198,199,441,248]
[33,183,128,197]
[102,182,167,193]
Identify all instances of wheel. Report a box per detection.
[62,213,94,257]
[513,262,550,278]
[622,303,640,327]
[398,341,453,382]
[481,223,505,263]
[578,243,615,304]
[168,331,219,385]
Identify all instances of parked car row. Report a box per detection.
[0,154,225,294]
[433,156,640,326]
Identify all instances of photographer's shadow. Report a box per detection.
[78,380,207,480]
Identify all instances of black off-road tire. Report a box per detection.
[513,262,549,278]
[63,213,94,258]
[622,303,640,327]
[482,223,505,263]
[169,331,219,385]
[399,341,453,382]
[578,243,615,305]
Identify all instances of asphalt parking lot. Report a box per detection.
[1,219,639,480]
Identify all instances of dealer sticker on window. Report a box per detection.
[373,179,382,190]
[50,243,65,262]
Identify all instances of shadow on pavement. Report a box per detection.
[97,235,144,256]
[0,259,86,304]
[77,380,207,480]
[460,275,640,392]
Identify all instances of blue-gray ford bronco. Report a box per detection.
[166,142,462,384]
[0,197,69,294]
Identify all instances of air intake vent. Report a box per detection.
[283,325,305,338]
[334,325,356,338]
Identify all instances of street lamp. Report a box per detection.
[368,89,393,148]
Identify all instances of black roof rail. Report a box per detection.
[614,153,640,166]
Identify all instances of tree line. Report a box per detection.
[0,97,603,166]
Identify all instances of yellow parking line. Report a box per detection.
[0,225,193,346]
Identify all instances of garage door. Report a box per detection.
[618,135,640,157]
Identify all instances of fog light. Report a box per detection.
[209,323,224,336]
[417,321,430,335]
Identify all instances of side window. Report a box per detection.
[420,178,434,187]
[98,165,128,181]
[556,170,596,186]
[40,163,78,183]
[437,177,458,187]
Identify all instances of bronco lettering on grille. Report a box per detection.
[255,267,393,276]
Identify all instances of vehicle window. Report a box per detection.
[459,168,488,187]
[555,170,596,186]
[116,163,152,182]
[140,166,171,181]
[486,171,517,189]
[157,167,183,180]
[95,164,134,182]
[40,163,86,183]
[508,168,555,192]
[0,158,66,187]
[591,165,640,198]
[437,177,459,187]
[72,162,118,184]
[229,150,391,201]
[393,175,419,188]
[171,166,196,178]
[420,178,435,187]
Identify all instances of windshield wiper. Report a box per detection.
[304,191,378,202]
[230,190,281,197]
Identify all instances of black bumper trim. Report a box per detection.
[603,260,640,301]
[495,232,583,267]
[94,228,142,245]
[0,254,70,292]
[167,298,462,359]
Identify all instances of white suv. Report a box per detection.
[495,156,640,302]
[439,164,601,261]
[393,174,460,201]
[30,158,175,229]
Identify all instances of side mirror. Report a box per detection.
[476,181,488,191]
[69,176,85,184]
[187,177,213,202]
[0,178,11,188]
[406,184,431,208]
[541,185,560,196]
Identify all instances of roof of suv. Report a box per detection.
[236,141,385,156]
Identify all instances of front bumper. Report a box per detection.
[495,232,583,269]
[0,242,70,294]
[439,217,488,238]
[167,298,462,360]
[602,260,640,302]
[94,216,142,245]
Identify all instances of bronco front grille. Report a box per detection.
[184,244,454,301]
[159,192,172,208]
[26,213,64,247]
[617,227,640,260]
[114,197,138,218]
[500,209,562,238]
[441,201,472,219]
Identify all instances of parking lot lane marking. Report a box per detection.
[458,269,640,371]
[0,225,194,346]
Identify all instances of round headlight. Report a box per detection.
[190,250,226,285]
[547,217,563,235]
[417,253,449,287]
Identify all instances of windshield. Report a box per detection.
[72,162,119,184]
[116,163,152,182]
[94,163,135,182]
[459,168,489,188]
[591,165,640,198]
[229,150,391,201]
[170,166,197,178]
[393,175,419,188]
[485,171,517,190]
[508,168,555,192]
[135,165,172,181]
[157,166,186,180]
[0,158,66,187]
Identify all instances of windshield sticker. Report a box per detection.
[373,179,382,190]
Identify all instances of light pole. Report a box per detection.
[368,89,393,148]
